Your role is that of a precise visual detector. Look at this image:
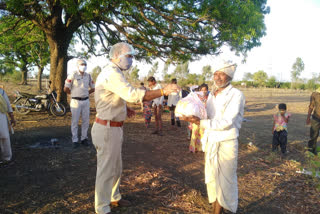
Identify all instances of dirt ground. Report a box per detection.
[1,82,320,214]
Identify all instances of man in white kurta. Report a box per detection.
[147,76,164,135]
[91,42,180,214]
[202,64,245,213]
[182,63,245,213]
[167,78,182,127]
[0,88,16,163]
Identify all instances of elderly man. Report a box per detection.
[64,59,95,148]
[92,42,179,214]
[182,63,245,214]
[306,89,320,155]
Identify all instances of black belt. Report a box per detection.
[72,97,89,101]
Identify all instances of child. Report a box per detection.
[272,103,291,155]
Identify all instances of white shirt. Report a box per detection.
[64,70,95,98]
[94,64,146,122]
[200,85,245,147]
[167,90,182,107]
[151,83,164,107]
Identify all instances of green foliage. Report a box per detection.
[90,66,102,82]
[148,62,159,78]
[291,82,305,90]
[243,72,253,81]
[173,61,190,80]
[253,70,268,86]
[304,150,320,190]
[0,0,269,62]
[291,57,305,82]
[130,66,139,82]
[202,65,212,81]
[0,16,50,83]
[0,70,21,83]
[266,76,277,88]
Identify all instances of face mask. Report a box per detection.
[117,56,133,70]
[78,65,87,72]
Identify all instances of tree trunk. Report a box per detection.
[47,36,72,104]
[37,66,44,91]
[20,68,28,85]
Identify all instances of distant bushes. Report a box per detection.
[0,70,21,83]
[233,80,320,90]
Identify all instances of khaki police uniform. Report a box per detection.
[65,70,95,143]
[91,63,145,214]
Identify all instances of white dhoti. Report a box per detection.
[70,99,90,142]
[205,139,238,213]
[0,112,12,161]
[91,122,123,214]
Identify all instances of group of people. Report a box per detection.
[63,43,244,213]
[1,42,320,214]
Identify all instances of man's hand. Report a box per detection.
[63,87,71,94]
[163,84,181,96]
[127,107,136,118]
[306,117,311,125]
[180,115,200,125]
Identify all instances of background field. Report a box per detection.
[0,82,319,214]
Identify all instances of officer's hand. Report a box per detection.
[163,84,181,96]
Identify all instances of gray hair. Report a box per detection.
[109,42,136,59]
[77,59,87,65]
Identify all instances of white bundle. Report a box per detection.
[175,91,207,119]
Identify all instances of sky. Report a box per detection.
[67,0,320,82]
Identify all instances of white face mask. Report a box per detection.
[78,65,87,72]
[117,55,133,70]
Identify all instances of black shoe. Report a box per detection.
[176,120,181,127]
[73,142,80,148]
[81,139,89,146]
[171,119,175,126]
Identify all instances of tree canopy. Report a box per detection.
[0,0,269,101]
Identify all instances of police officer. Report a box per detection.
[64,59,95,148]
[92,42,180,214]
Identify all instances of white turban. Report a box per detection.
[215,63,237,79]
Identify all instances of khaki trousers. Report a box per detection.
[70,99,90,142]
[91,122,122,214]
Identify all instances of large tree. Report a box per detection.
[0,0,269,102]
[253,70,268,86]
[0,16,50,87]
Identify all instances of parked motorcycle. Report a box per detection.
[13,90,66,116]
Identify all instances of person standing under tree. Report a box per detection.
[181,63,245,214]
[91,42,180,214]
[64,59,95,148]
[306,89,320,155]
[167,78,181,128]
[147,76,164,136]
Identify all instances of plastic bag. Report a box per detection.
[175,92,207,119]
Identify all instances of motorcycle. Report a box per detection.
[13,90,67,116]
